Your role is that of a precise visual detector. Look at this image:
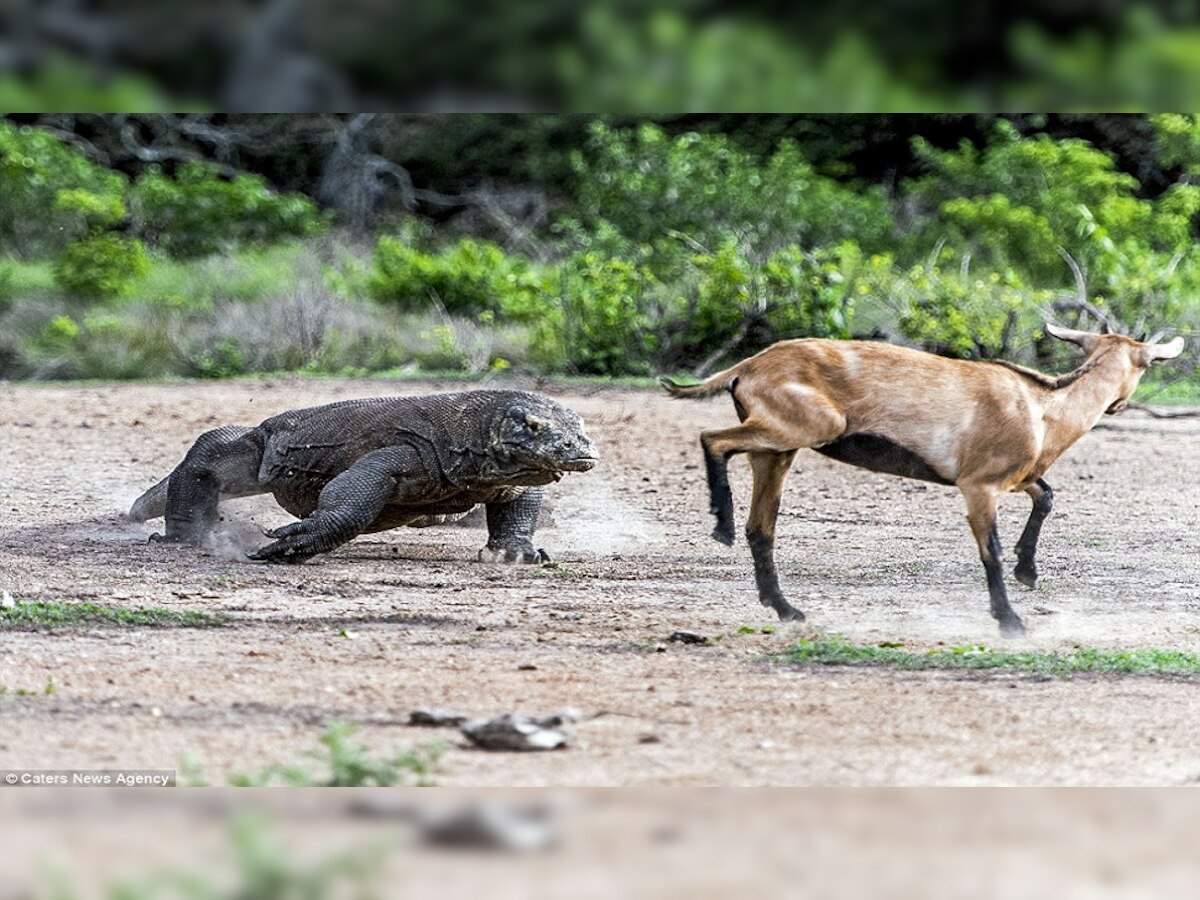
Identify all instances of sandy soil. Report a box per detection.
[2,377,1200,786]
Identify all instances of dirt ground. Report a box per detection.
[3,377,1200,786]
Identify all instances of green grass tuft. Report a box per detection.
[0,600,226,630]
[229,723,446,787]
[780,636,1200,677]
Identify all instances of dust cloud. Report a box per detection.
[549,471,663,555]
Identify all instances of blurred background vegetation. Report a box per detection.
[7,1,1200,111]
[1,113,1199,400]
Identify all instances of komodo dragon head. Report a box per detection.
[492,393,598,478]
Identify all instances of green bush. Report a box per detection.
[761,242,860,339]
[909,123,1200,289]
[53,234,151,300]
[0,120,127,254]
[368,236,551,321]
[893,256,1051,359]
[567,121,893,273]
[132,161,327,258]
[557,252,658,375]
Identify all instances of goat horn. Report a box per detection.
[1148,336,1185,360]
[1044,322,1097,349]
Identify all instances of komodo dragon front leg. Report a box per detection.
[249,447,431,563]
[480,487,549,564]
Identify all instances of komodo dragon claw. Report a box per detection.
[478,546,551,565]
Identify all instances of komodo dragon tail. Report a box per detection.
[127,476,169,522]
[658,366,739,400]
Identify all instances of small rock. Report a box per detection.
[419,803,560,851]
[517,663,538,671]
[530,708,583,728]
[460,714,568,751]
[669,630,709,645]
[409,708,468,727]
[653,643,667,653]
[0,590,14,610]
[638,734,661,744]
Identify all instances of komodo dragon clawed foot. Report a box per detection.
[478,545,551,565]
[247,520,331,564]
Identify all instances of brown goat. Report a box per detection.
[661,325,1185,636]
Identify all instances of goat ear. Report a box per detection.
[1045,322,1098,351]
[1146,336,1185,361]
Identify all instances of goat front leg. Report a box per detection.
[746,450,803,621]
[963,486,1026,637]
[1014,478,1054,588]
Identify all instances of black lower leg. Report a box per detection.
[984,527,1025,637]
[163,469,221,544]
[703,442,735,546]
[483,488,548,563]
[1014,479,1053,588]
[746,529,804,621]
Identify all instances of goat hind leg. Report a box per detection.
[700,420,794,546]
[1014,478,1054,588]
[964,487,1025,637]
[701,432,737,545]
[746,450,802,621]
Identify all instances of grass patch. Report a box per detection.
[227,723,446,787]
[780,636,1200,677]
[130,243,312,308]
[0,600,226,630]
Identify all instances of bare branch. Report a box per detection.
[1056,246,1088,308]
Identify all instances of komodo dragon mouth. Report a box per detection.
[558,455,599,472]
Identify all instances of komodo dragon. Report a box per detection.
[127,390,598,563]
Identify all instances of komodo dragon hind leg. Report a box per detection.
[157,425,265,546]
[480,487,549,564]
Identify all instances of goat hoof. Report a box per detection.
[1014,565,1038,589]
[775,604,806,623]
[711,524,735,546]
[999,616,1027,638]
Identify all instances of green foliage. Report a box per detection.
[560,9,940,112]
[893,256,1051,358]
[761,242,860,339]
[910,124,1156,280]
[133,161,326,258]
[557,252,657,375]
[782,635,1200,677]
[231,722,446,787]
[0,59,170,113]
[54,188,128,234]
[368,235,550,320]
[54,233,151,299]
[0,119,126,254]
[567,121,893,273]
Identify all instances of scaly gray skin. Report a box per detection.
[127,390,598,564]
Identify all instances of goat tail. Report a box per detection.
[127,475,169,522]
[659,366,740,400]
